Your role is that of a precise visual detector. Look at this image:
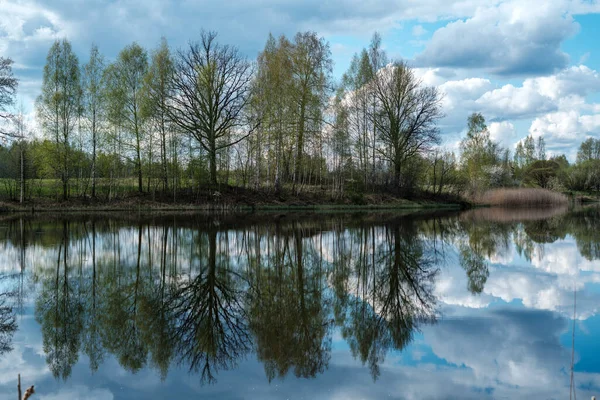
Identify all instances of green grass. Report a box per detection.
[0,178,467,212]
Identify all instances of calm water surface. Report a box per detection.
[0,207,599,399]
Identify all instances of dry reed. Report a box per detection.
[476,188,568,207]
[460,204,568,222]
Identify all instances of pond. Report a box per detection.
[0,207,598,399]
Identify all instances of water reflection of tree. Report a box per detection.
[247,223,332,382]
[138,225,176,380]
[34,221,84,380]
[566,207,600,261]
[100,225,149,372]
[334,223,437,380]
[458,244,489,294]
[22,213,526,384]
[0,218,30,355]
[81,221,104,373]
[0,289,16,356]
[165,229,251,384]
[455,217,513,294]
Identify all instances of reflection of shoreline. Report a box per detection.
[460,206,569,223]
[3,208,600,391]
[0,217,441,385]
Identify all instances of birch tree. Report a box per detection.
[106,43,148,193]
[82,44,106,198]
[289,32,332,190]
[143,38,174,192]
[36,39,81,199]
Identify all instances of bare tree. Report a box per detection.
[371,61,443,191]
[0,57,18,138]
[166,31,255,187]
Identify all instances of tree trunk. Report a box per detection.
[293,95,306,191]
[161,118,168,192]
[255,131,261,190]
[63,136,69,200]
[63,175,68,200]
[394,159,402,192]
[19,143,24,204]
[209,135,218,187]
[91,114,96,198]
[135,122,143,193]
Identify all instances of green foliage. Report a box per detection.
[349,191,366,205]
[107,42,149,193]
[559,140,600,193]
[577,137,600,163]
[522,159,560,188]
[460,113,503,192]
[36,39,82,199]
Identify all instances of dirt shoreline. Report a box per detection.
[0,193,467,213]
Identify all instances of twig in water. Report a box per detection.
[17,374,34,400]
[22,386,34,400]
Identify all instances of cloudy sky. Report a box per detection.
[2,0,600,159]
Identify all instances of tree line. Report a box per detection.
[0,31,599,203]
[0,31,444,202]
[457,112,600,196]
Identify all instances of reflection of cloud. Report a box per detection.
[427,309,568,387]
[435,273,494,309]
[484,238,600,320]
[2,309,598,400]
[433,231,600,320]
[0,316,49,389]
[0,346,47,385]
[422,308,600,398]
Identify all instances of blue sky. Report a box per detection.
[2,0,600,159]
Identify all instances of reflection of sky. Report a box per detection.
[1,221,600,399]
[3,307,598,399]
[434,233,600,320]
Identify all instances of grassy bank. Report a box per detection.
[0,186,468,213]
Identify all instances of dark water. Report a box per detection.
[0,207,599,399]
